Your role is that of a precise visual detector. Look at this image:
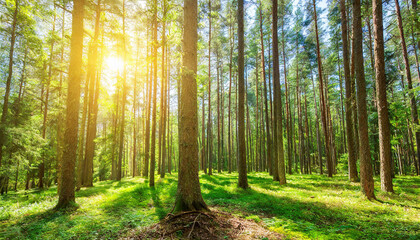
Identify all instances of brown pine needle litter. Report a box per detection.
[126,209,286,239]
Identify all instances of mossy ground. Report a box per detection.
[1,173,419,239]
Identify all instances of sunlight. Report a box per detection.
[102,55,124,94]
[104,56,124,73]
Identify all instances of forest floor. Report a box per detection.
[0,173,419,240]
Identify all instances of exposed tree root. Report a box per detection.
[127,209,286,239]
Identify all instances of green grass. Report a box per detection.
[1,173,419,239]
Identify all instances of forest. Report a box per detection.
[0,0,419,239]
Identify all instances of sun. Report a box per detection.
[104,56,124,73]
[101,55,125,94]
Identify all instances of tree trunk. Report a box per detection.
[237,0,248,189]
[207,0,213,176]
[313,0,332,177]
[281,11,292,175]
[83,0,101,187]
[340,0,358,181]
[174,0,208,212]
[354,0,375,200]
[56,0,84,209]
[143,26,152,178]
[228,18,233,174]
[395,0,420,176]
[39,7,56,189]
[273,0,286,184]
[150,0,158,187]
[372,0,393,192]
[259,8,272,176]
[217,57,222,173]
[0,0,19,195]
[160,0,167,179]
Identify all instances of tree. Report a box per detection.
[394,0,420,176]
[207,0,213,176]
[117,0,128,181]
[373,0,393,192]
[273,0,286,184]
[237,0,248,189]
[259,4,272,176]
[174,0,208,212]
[339,0,358,182]
[83,0,102,187]
[353,0,375,199]
[56,0,84,208]
[150,0,158,187]
[0,0,19,194]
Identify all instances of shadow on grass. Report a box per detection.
[201,176,419,240]
[375,198,420,210]
[4,173,418,240]
[150,187,167,219]
[1,205,77,239]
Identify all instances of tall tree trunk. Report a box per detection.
[201,95,206,173]
[56,2,67,193]
[340,0,357,181]
[217,58,222,173]
[354,0,375,199]
[273,0,286,184]
[296,43,304,174]
[207,0,213,176]
[56,0,84,208]
[255,56,260,172]
[395,0,420,174]
[117,0,127,181]
[0,0,19,195]
[150,0,158,187]
[132,37,140,177]
[83,0,101,187]
[313,0,332,177]
[337,38,347,154]
[373,0,393,192]
[167,46,171,174]
[160,0,167,179]
[228,16,234,174]
[310,68,322,174]
[237,0,248,189]
[281,11,292,175]
[39,6,57,189]
[174,0,208,212]
[259,7,272,176]
[143,27,152,178]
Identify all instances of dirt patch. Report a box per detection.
[127,210,285,239]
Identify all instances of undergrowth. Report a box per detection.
[0,173,418,239]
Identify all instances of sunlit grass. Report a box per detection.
[1,172,418,239]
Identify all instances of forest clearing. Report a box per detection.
[0,0,420,238]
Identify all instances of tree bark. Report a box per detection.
[174,0,208,212]
[150,0,158,187]
[237,0,248,189]
[273,0,286,184]
[56,0,84,208]
[395,0,420,175]
[0,0,19,194]
[207,0,213,176]
[340,0,358,182]
[353,0,375,199]
[313,0,332,177]
[373,0,393,192]
[83,0,101,187]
